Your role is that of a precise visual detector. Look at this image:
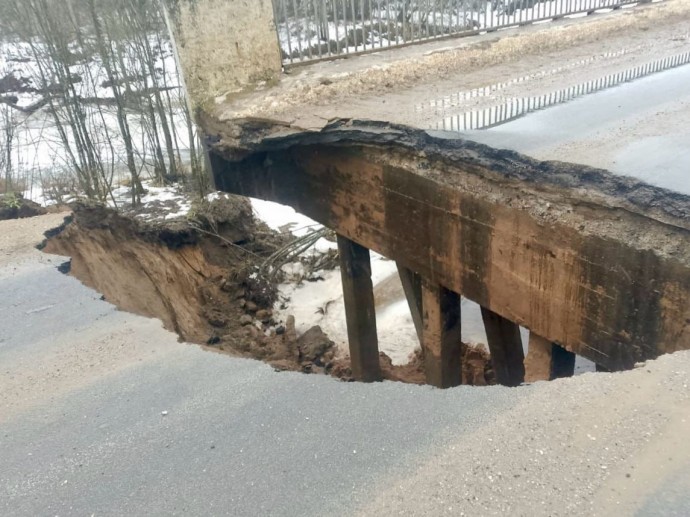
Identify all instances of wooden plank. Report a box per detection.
[421,280,462,388]
[481,307,525,387]
[397,264,423,344]
[337,235,381,382]
[209,123,690,371]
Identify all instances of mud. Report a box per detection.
[43,199,492,386]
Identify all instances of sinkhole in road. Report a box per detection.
[40,199,500,387]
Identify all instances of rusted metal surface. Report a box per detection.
[207,119,690,372]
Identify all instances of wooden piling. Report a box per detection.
[421,280,462,388]
[481,307,525,387]
[337,235,381,382]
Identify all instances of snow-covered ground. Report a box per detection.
[252,198,414,364]
[1,36,194,199]
[0,37,180,109]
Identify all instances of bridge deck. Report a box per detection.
[206,119,690,385]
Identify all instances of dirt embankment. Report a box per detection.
[42,199,492,385]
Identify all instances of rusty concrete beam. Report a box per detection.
[337,235,381,382]
[208,119,690,372]
[421,280,463,388]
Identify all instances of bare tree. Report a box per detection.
[0,101,16,192]
[0,0,206,205]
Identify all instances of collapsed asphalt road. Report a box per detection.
[1,214,689,516]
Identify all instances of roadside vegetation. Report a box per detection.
[0,0,206,207]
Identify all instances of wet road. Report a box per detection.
[445,63,690,195]
[0,223,520,516]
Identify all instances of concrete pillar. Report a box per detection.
[481,307,525,387]
[551,343,577,379]
[164,0,283,110]
[525,333,576,382]
[525,333,553,382]
[421,280,462,388]
[337,235,381,382]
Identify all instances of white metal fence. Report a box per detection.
[272,0,647,66]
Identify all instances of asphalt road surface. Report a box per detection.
[1,214,690,517]
[455,64,690,195]
[3,27,690,513]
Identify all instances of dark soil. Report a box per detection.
[0,194,48,221]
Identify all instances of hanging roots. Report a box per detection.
[260,227,336,282]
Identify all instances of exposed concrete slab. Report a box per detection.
[185,0,690,379]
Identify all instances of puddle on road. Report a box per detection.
[433,51,690,131]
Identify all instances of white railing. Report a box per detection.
[272,0,648,66]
